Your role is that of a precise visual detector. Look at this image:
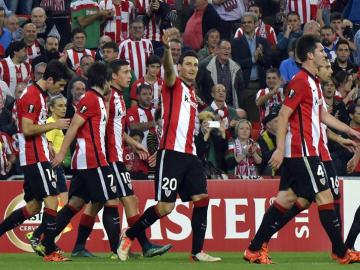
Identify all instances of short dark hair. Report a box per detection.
[129,129,144,140]
[287,11,300,20]
[146,54,161,66]
[332,70,351,87]
[205,28,220,42]
[80,54,93,65]
[330,12,342,22]
[136,83,152,95]
[103,41,119,53]
[178,50,198,65]
[296,35,321,62]
[248,3,262,14]
[130,18,144,27]
[7,40,27,58]
[87,62,111,88]
[336,39,350,51]
[266,67,280,77]
[43,60,72,83]
[321,25,335,33]
[109,59,129,74]
[71,27,87,40]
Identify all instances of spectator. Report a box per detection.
[0,79,10,98]
[257,104,280,176]
[138,0,176,50]
[0,7,11,56]
[182,0,222,51]
[276,12,302,60]
[231,12,272,121]
[279,40,300,83]
[123,129,148,179]
[94,34,112,61]
[5,14,22,42]
[212,0,245,41]
[321,25,337,62]
[204,83,242,138]
[0,89,16,135]
[70,0,113,49]
[5,0,32,15]
[77,54,94,79]
[22,22,43,63]
[197,40,244,108]
[126,84,156,149]
[33,62,47,81]
[0,41,31,97]
[354,28,360,66]
[285,0,312,24]
[119,19,154,79]
[32,35,64,68]
[226,119,262,179]
[303,20,321,37]
[330,12,356,50]
[130,54,163,108]
[322,77,349,125]
[346,104,360,175]
[159,38,181,78]
[333,70,357,106]
[28,7,61,45]
[331,39,358,76]
[0,130,15,179]
[66,28,96,71]
[234,3,277,49]
[65,76,87,119]
[255,68,284,130]
[195,110,227,178]
[99,0,135,44]
[102,41,119,63]
[197,28,220,63]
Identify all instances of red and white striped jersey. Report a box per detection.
[234,20,277,46]
[0,57,31,96]
[118,38,153,79]
[286,0,311,24]
[126,104,156,148]
[130,77,164,108]
[99,0,135,44]
[71,89,108,169]
[0,132,14,176]
[136,0,162,42]
[66,48,96,71]
[106,86,127,163]
[283,69,323,158]
[256,87,285,124]
[16,83,50,166]
[27,40,42,63]
[160,77,198,155]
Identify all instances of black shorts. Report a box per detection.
[322,160,341,200]
[110,162,134,198]
[279,156,330,201]
[69,166,119,203]
[22,162,59,202]
[55,166,68,193]
[155,150,207,202]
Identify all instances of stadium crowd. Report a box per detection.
[0,0,360,182]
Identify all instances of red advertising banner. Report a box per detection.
[0,180,339,253]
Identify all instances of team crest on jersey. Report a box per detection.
[111,185,117,193]
[288,89,295,99]
[28,104,35,113]
[79,105,87,114]
[320,178,326,186]
[51,181,57,189]
[127,183,132,190]
[165,190,171,197]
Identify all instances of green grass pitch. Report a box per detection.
[0,252,359,270]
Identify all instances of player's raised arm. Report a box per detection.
[162,29,177,88]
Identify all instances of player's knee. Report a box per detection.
[316,189,334,205]
[296,198,311,209]
[68,196,86,211]
[276,190,297,209]
[26,200,42,215]
[121,195,138,206]
[157,202,175,216]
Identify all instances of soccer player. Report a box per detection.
[70,59,172,258]
[257,59,359,258]
[0,60,71,262]
[51,62,120,258]
[117,28,221,262]
[243,35,360,264]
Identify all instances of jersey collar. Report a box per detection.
[300,67,319,82]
